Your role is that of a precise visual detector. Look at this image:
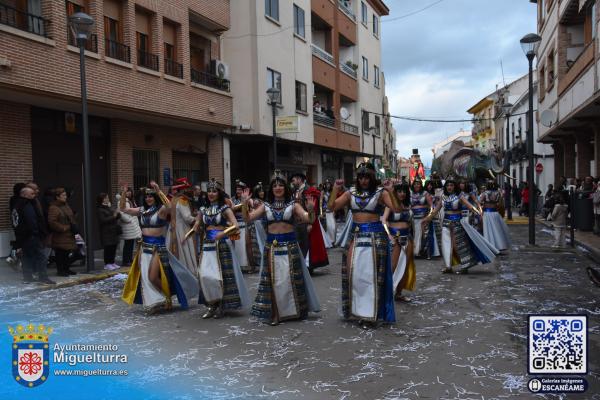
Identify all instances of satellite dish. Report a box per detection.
[540,109,557,128]
[340,107,350,120]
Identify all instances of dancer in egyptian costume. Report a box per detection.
[410,179,433,258]
[321,180,337,246]
[328,163,398,329]
[422,179,442,259]
[421,178,496,274]
[458,179,499,256]
[305,185,330,271]
[231,180,254,273]
[121,182,199,313]
[480,180,511,251]
[193,179,250,318]
[167,177,198,274]
[383,182,416,302]
[246,182,267,272]
[241,170,320,326]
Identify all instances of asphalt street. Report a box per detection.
[1,224,599,400]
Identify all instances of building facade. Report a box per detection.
[431,129,472,159]
[467,95,498,153]
[533,0,600,183]
[0,0,233,254]
[223,0,389,188]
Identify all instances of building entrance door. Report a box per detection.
[31,107,109,249]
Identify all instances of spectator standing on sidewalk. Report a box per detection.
[521,184,529,216]
[97,193,123,271]
[47,188,78,277]
[551,192,569,248]
[12,187,55,284]
[116,187,141,267]
[593,179,600,235]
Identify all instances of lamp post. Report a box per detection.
[267,87,281,172]
[393,149,399,178]
[69,12,95,272]
[520,33,542,246]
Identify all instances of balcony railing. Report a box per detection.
[191,68,230,92]
[105,38,130,63]
[311,44,335,65]
[137,49,159,71]
[340,62,358,78]
[338,0,356,21]
[341,121,359,136]
[164,59,183,79]
[0,2,48,37]
[314,112,336,128]
[68,33,98,52]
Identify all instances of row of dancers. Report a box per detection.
[120,163,511,328]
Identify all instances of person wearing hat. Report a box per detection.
[194,178,250,319]
[304,185,329,271]
[479,180,511,251]
[327,163,399,329]
[290,172,310,259]
[241,170,320,326]
[167,177,198,274]
[231,179,256,273]
[421,177,496,274]
[121,181,198,314]
[246,182,268,272]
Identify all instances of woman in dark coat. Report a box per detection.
[48,188,78,276]
[97,193,122,271]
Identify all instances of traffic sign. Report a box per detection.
[535,163,543,174]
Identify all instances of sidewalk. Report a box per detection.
[0,250,129,299]
[534,217,600,264]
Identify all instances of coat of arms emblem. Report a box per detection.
[9,324,52,388]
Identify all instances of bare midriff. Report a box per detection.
[267,221,295,235]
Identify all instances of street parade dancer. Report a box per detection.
[290,172,311,259]
[192,178,250,319]
[242,170,320,326]
[410,179,433,258]
[480,180,511,251]
[304,185,330,271]
[459,179,484,231]
[383,182,416,302]
[423,179,442,259]
[167,178,198,274]
[121,182,199,313]
[247,182,267,273]
[421,177,496,274]
[458,179,499,256]
[328,163,398,329]
[321,180,337,245]
[231,180,253,273]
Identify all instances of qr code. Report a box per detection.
[528,315,587,374]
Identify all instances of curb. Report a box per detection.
[536,218,600,265]
[6,269,129,299]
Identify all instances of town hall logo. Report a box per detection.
[9,324,52,388]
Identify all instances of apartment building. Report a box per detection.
[533,0,600,182]
[0,0,233,254]
[223,0,389,187]
[467,93,499,153]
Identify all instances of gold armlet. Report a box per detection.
[242,203,250,221]
[232,203,243,212]
[157,190,170,207]
[307,210,315,224]
[327,186,339,210]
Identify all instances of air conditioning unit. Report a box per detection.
[211,60,230,80]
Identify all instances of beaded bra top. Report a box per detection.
[350,187,384,214]
[201,204,230,226]
[265,201,295,225]
[389,209,411,223]
[140,206,168,228]
[481,190,501,204]
[442,194,461,211]
[410,192,428,207]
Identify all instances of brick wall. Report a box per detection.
[0,102,32,230]
[110,119,223,194]
[0,0,232,129]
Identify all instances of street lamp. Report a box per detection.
[520,33,541,246]
[393,149,399,178]
[267,87,281,171]
[69,12,95,272]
